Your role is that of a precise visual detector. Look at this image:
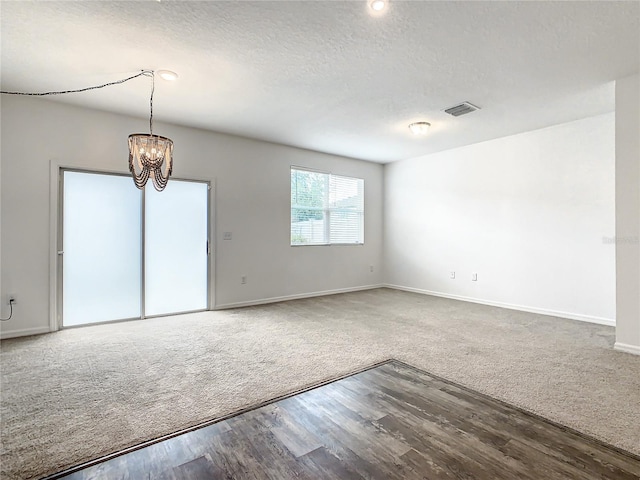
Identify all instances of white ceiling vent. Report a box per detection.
[444,102,480,117]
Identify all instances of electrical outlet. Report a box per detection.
[7,294,16,305]
[241,275,247,284]
[223,232,232,240]
[450,271,456,279]
[472,273,478,281]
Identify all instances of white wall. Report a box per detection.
[615,73,640,354]
[384,113,616,324]
[0,96,627,339]
[0,96,383,338]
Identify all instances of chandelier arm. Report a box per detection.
[0,70,153,96]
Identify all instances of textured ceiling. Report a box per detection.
[1,1,638,163]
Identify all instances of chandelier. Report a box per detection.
[128,71,174,191]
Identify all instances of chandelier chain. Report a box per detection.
[150,71,154,135]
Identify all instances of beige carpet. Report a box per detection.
[1,288,639,480]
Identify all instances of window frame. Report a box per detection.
[290,166,365,247]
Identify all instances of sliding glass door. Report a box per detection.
[145,181,209,316]
[61,170,210,327]
[62,171,142,326]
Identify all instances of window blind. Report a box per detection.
[291,168,364,245]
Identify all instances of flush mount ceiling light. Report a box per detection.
[157,70,179,81]
[408,122,431,135]
[369,0,388,13]
[0,69,175,192]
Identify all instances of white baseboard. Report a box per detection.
[384,284,616,327]
[215,284,384,310]
[614,342,640,356]
[0,326,52,340]
[1,284,616,337]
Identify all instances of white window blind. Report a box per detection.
[291,168,364,245]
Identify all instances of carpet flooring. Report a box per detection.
[1,288,639,480]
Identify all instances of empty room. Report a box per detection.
[1,1,639,479]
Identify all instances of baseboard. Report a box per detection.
[614,342,640,356]
[384,284,616,327]
[0,326,52,340]
[214,284,384,310]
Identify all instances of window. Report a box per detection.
[291,167,364,245]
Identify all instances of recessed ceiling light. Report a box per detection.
[408,122,431,135]
[369,0,387,12]
[157,70,178,81]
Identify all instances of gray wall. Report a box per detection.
[615,73,640,354]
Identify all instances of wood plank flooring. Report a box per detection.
[56,360,640,480]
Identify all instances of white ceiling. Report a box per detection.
[1,1,638,163]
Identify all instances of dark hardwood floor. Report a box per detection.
[56,360,640,480]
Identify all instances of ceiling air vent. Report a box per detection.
[444,102,480,117]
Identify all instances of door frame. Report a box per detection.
[49,161,215,331]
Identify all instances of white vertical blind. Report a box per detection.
[291,168,364,245]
